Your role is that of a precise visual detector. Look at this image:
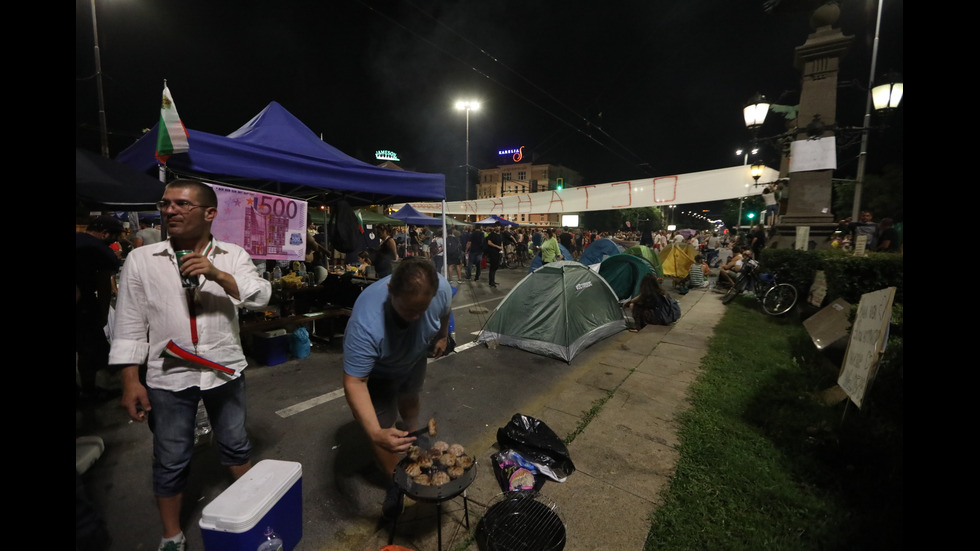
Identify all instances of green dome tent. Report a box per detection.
[598,254,658,302]
[624,245,664,278]
[478,261,626,363]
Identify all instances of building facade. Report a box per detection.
[476,162,582,226]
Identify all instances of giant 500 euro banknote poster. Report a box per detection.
[209,184,307,261]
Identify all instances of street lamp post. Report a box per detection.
[455,100,480,201]
[851,1,903,220]
[90,0,110,158]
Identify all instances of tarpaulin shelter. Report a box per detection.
[76,148,167,210]
[658,242,698,278]
[624,245,664,278]
[474,215,519,227]
[116,102,445,206]
[597,254,659,302]
[478,261,626,362]
[578,238,623,266]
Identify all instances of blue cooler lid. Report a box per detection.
[199,460,302,533]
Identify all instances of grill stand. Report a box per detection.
[388,490,471,551]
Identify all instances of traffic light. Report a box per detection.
[746,212,756,221]
[556,177,563,190]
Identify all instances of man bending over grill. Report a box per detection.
[342,256,453,519]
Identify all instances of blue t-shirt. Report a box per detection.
[343,274,453,379]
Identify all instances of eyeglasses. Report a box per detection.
[156,199,212,212]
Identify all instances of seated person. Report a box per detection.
[718,249,745,287]
[686,255,710,289]
[356,251,373,276]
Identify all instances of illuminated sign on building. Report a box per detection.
[375,150,400,161]
[497,145,524,162]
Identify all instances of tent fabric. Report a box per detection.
[597,254,658,302]
[527,243,573,273]
[658,243,698,278]
[307,209,404,227]
[116,102,445,205]
[478,261,626,363]
[391,204,444,226]
[474,215,518,226]
[76,148,167,209]
[578,238,623,266]
[624,245,664,278]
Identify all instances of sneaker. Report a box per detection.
[381,481,404,520]
[159,537,186,551]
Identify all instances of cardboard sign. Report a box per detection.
[808,270,828,308]
[837,287,896,408]
[803,297,851,350]
[795,226,810,251]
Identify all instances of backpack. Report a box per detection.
[326,200,362,254]
[446,235,462,258]
[654,294,682,324]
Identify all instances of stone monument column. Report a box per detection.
[772,3,852,249]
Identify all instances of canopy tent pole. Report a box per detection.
[441,200,448,278]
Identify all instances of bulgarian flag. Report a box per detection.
[160,340,235,375]
[155,81,189,164]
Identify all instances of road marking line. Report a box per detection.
[279,309,490,417]
[451,296,501,310]
[276,388,345,418]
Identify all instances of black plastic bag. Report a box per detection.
[496,414,575,481]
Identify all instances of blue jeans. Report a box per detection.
[465,252,483,280]
[148,376,252,497]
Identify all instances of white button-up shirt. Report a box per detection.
[109,239,272,392]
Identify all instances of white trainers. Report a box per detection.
[159,537,186,551]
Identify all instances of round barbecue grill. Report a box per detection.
[476,491,566,551]
[389,453,478,550]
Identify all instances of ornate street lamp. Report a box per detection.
[872,73,904,113]
[743,93,771,131]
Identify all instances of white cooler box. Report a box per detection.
[200,459,303,551]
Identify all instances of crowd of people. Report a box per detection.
[78,191,902,550]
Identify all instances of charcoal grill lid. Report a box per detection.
[477,491,565,551]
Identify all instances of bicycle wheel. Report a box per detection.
[722,275,748,305]
[762,283,798,315]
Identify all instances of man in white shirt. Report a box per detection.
[110,179,271,551]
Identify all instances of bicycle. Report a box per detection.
[720,258,798,315]
[504,243,526,269]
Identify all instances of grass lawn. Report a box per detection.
[644,297,903,550]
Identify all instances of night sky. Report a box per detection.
[76,0,903,203]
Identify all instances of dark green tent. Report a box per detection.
[598,254,658,302]
[624,245,664,277]
[478,261,626,363]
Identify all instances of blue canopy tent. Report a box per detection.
[390,204,444,226]
[474,215,519,227]
[76,148,167,210]
[116,102,445,206]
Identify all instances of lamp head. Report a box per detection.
[743,93,771,129]
[872,72,903,113]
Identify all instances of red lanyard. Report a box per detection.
[182,240,214,352]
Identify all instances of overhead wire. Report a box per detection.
[356,0,657,176]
